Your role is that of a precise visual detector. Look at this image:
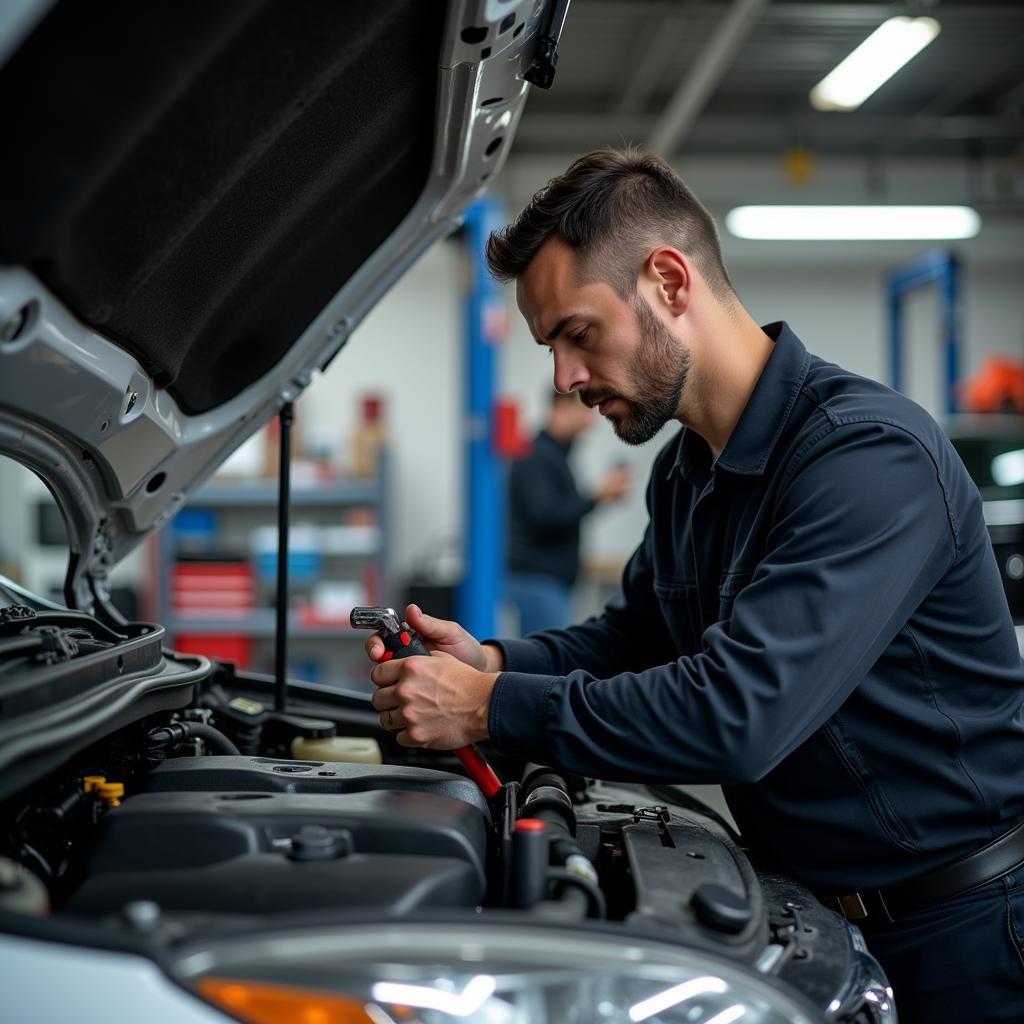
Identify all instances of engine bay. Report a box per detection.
[0,601,891,1022]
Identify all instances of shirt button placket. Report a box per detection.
[690,479,716,637]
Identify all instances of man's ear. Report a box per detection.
[644,247,691,314]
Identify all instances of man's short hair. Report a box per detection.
[486,147,734,301]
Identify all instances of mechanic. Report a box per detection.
[506,389,631,634]
[366,148,1024,1021]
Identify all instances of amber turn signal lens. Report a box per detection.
[198,978,375,1024]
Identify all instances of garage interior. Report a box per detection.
[1,2,1023,1020]
[3,0,1019,687]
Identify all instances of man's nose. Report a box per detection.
[553,350,589,395]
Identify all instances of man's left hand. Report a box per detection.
[369,651,499,749]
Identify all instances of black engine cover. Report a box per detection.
[66,757,490,917]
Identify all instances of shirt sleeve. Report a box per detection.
[488,420,958,785]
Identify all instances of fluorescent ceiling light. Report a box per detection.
[810,16,941,111]
[725,205,981,241]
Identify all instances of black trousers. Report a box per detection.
[859,874,1024,1023]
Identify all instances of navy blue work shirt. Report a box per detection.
[488,322,1024,893]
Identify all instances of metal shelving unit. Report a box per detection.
[185,479,382,506]
[155,464,388,686]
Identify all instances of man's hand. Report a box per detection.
[369,650,499,749]
[362,604,504,672]
[593,465,632,504]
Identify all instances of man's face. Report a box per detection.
[517,238,691,446]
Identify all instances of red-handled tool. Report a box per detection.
[350,606,502,798]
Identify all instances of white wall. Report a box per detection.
[302,238,466,587]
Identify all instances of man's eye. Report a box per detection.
[569,327,590,344]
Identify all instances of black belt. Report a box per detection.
[825,818,1024,926]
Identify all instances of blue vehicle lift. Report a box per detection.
[457,197,507,639]
[886,248,962,416]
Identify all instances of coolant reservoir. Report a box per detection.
[290,736,382,764]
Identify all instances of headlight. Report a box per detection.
[176,921,821,1024]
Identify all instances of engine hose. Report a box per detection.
[186,722,240,755]
[545,866,607,919]
[519,764,605,918]
[522,763,569,794]
[0,635,43,657]
[521,764,576,840]
[531,883,590,921]
[148,721,240,756]
[231,723,262,756]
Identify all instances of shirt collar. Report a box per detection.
[667,425,710,483]
[668,321,811,480]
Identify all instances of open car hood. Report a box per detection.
[0,0,562,613]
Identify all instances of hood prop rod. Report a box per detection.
[274,402,294,712]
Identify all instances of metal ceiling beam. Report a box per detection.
[580,2,1023,24]
[914,33,1024,119]
[917,114,1023,139]
[516,112,1023,150]
[647,0,769,155]
[615,2,699,116]
[765,2,1021,19]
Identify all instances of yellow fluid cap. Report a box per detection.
[97,782,125,807]
[290,736,382,765]
[82,775,106,793]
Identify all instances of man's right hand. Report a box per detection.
[362,603,505,672]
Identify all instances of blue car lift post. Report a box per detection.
[457,197,507,639]
[886,248,962,416]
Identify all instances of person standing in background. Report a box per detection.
[505,390,631,634]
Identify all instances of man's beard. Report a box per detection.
[583,295,691,446]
